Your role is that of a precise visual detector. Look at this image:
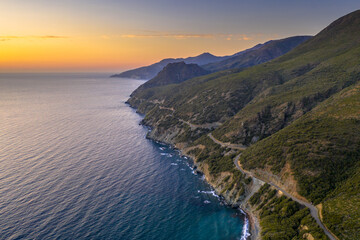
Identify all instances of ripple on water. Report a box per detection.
[0,74,246,240]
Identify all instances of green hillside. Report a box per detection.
[127,10,360,239]
[240,84,360,202]
[239,84,360,239]
[249,184,329,240]
[130,62,209,96]
[322,171,360,240]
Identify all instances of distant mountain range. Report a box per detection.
[111,36,311,79]
[111,52,226,79]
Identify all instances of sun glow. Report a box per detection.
[0,1,285,72]
[2,0,354,72]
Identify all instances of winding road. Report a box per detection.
[208,133,247,150]
[207,133,339,240]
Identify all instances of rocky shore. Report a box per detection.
[142,126,261,240]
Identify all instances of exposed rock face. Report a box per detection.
[223,87,338,145]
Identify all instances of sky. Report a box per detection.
[1,0,359,73]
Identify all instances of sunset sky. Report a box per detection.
[1,0,359,73]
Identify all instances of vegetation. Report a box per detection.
[240,84,360,204]
[322,171,360,240]
[131,61,209,95]
[250,184,329,240]
[190,135,235,174]
[187,135,250,196]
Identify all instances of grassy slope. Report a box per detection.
[250,184,329,240]
[240,84,360,239]
[322,166,360,239]
[131,62,209,95]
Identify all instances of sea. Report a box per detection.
[0,73,247,240]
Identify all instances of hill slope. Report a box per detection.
[130,62,209,96]
[202,35,311,72]
[239,84,360,239]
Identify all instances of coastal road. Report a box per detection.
[207,133,338,240]
[233,154,338,240]
[180,120,221,131]
[207,133,247,150]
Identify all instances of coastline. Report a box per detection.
[141,126,255,240]
[242,207,260,240]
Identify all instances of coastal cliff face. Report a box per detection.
[127,10,360,240]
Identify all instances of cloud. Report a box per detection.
[101,35,110,39]
[233,34,253,41]
[38,35,68,39]
[238,36,253,41]
[119,32,255,41]
[120,33,215,39]
[0,35,68,41]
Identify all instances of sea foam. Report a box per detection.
[240,209,251,240]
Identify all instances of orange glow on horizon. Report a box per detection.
[0,1,285,73]
[0,33,282,72]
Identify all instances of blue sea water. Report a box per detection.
[0,74,246,240]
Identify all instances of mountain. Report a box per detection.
[130,62,209,96]
[202,36,311,72]
[127,10,360,240]
[111,37,310,80]
[111,52,226,79]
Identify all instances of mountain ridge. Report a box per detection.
[202,35,311,72]
[111,52,226,79]
[111,35,311,80]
